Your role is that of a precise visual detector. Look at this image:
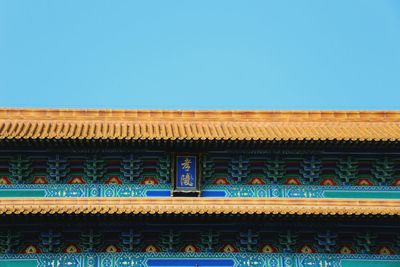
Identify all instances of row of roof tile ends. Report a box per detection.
[0,109,400,141]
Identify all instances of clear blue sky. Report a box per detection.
[1,1,400,110]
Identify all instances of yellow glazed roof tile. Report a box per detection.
[0,198,399,216]
[0,108,400,141]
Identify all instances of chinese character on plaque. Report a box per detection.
[174,155,199,196]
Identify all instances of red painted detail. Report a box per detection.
[32,176,48,184]
[356,178,373,186]
[376,246,395,255]
[140,176,158,185]
[68,177,85,184]
[298,245,316,254]
[143,244,161,252]
[181,244,201,252]
[219,244,239,253]
[285,177,301,185]
[213,177,230,185]
[320,178,337,186]
[22,245,41,254]
[0,176,12,185]
[393,179,400,186]
[259,244,278,253]
[105,176,122,184]
[103,244,121,252]
[248,177,266,185]
[338,245,355,254]
[63,244,81,253]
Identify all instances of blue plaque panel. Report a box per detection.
[175,155,198,191]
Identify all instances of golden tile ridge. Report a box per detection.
[0,197,399,215]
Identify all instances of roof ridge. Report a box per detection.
[0,108,399,122]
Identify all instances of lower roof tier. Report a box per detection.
[0,213,399,252]
[0,214,399,257]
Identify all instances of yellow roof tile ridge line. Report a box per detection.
[0,197,399,215]
[1,108,400,122]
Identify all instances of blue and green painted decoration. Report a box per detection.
[0,253,399,267]
[0,184,399,199]
[0,151,400,199]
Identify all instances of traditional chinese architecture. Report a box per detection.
[0,108,399,267]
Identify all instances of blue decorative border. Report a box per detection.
[0,185,170,198]
[202,185,400,199]
[0,184,399,199]
[0,253,399,267]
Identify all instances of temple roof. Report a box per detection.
[1,108,400,141]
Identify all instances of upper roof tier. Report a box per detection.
[1,108,400,141]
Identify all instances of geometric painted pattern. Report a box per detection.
[0,253,399,267]
[1,225,399,255]
[1,151,400,188]
[0,184,399,199]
